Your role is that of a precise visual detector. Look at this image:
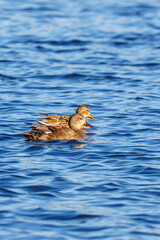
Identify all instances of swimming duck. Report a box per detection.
[22,113,89,142]
[37,105,95,129]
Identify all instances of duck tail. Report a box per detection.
[22,131,32,139]
[39,113,48,116]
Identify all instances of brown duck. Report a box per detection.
[37,105,95,129]
[22,113,90,142]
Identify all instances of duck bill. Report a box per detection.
[82,122,93,129]
[88,114,95,120]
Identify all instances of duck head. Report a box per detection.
[76,105,95,120]
[69,113,90,131]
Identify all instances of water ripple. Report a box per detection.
[1,0,160,239]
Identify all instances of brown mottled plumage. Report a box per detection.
[37,105,95,129]
[22,114,89,142]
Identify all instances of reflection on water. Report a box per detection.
[27,139,87,150]
[70,143,86,150]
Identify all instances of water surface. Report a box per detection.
[1,0,160,239]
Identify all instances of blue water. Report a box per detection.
[1,0,160,239]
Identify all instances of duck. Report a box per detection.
[37,105,95,129]
[22,113,89,142]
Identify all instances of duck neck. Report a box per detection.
[75,130,86,140]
